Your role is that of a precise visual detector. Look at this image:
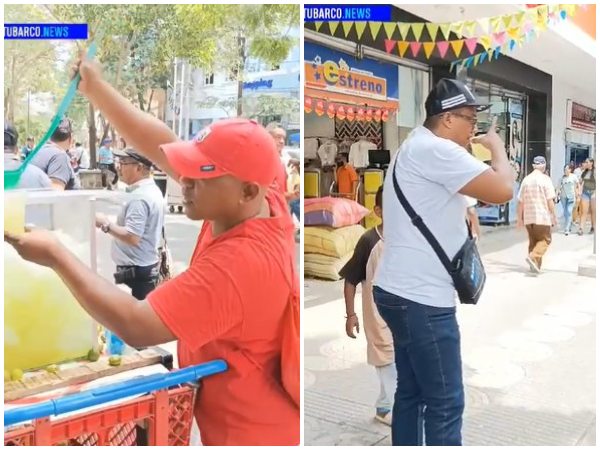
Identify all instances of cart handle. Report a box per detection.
[4,359,227,427]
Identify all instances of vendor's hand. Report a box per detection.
[4,228,63,268]
[95,213,109,229]
[471,116,504,151]
[72,52,104,96]
[345,314,360,338]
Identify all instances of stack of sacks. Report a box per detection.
[304,197,369,280]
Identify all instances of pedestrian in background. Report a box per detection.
[556,164,579,235]
[98,138,118,189]
[578,158,595,235]
[21,136,35,160]
[95,149,165,300]
[340,186,395,426]
[517,156,557,274]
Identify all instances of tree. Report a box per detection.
[4,5,60,124]
[244,95,300,126]
[176,4,300,116]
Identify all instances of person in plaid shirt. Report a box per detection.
[516,156,557,274]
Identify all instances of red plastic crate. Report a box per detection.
[4,385,196,446]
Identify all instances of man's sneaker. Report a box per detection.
[375,410,392,426]
[526,256,541,274]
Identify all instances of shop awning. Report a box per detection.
[305,86,399,111]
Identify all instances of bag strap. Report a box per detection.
[391,153,473,274]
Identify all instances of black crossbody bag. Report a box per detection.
[392,168,486,305]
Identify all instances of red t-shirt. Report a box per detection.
[148,189,299,445]
[273,162,288,196]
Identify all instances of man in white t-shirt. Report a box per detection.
[373,78,513,446]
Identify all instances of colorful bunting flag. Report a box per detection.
[502,14,513,29]
[465,37,478,55]
[399,22,411,40]
[440,23,452,40]
[329,21,340,35]
[397,41,410,58]
[426,23,439,41]
[465,20,478,37]
[314,22,323,32]
[490,16,502,32]
[450,40,464,58]
[384,39,396,54]
[411,23,425,41]
[342,21,354,37]
[509,39,516,51]
[383,22,397,40]
[479,35,492,50]
[479,52,488,64]
[450,21,465,38]
[493,31,507,46]
[355,21,367,39]
[410,41,422,57]
[423,42,436,59]
[507,27,520,40]
[515,11,526,26]
[436,41,450,58]
[369,21,383,40]
[478,18,490,34]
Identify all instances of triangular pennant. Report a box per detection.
[368,21,382,40]
[472,55,480,67]
[502,14,513,29]
[436,41,450,58]
[423,42,436,59]
[409,41,422,57]
[450,21,465,37]
[479,35,492,50]
[314,22,324,32]
[383,22,397,40]
[487,48,494,60]
[537,5,549,23]
[440,23,452,40]
[411,23,425,41]
[329,21,340,35]
[509,39,516,51]
[397,41,410,58]
[450,39,464,58]
[478,18,490,34]
[560,9,567,21]
[490,16,503,32]
[355,22,367,40]
[515,11,526,26]
[565,4,577,17]
[384,39,396,54]
[465,37,478,55]
[507,27,520,40]
[342,22,354,38]
[493,31,507,46]
[426,23,439,41]
[449,61,457,73]
[494,46,501,59]
[398,22,411,40]
[465,20,477,37]
[479,52,488,64]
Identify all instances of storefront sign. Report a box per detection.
[304,42,399,110]
[568,100,596,132]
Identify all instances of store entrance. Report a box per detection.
[568,143,591,166]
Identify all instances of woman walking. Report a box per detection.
[578,158,595,235]
[557,165,579,235]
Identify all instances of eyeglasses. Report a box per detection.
[449,112,478,126]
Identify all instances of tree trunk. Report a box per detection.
[236,35,246,117]
[88,103,97,168]
[138,90,146,111]
[146,89,155,113]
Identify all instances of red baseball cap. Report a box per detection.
[161,118,280,186]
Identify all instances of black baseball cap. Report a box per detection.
[114,148,153,168]
[425,78,490,117]
[4,122,18,147]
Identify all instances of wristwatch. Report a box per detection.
[101,222,111,233]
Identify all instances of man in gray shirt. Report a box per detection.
[95,149,165,300]
[4,122,51,190]
[30,117,77,190]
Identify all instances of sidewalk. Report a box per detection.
[304,229,596,446]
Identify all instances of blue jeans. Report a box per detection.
[373,286,464,446]
[561,197,575,232]
[289,199,300,221]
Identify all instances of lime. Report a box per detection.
[87,348,101,362]
[46,364,59,374]
[108,355,122,367]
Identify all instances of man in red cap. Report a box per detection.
[4,57,300,446]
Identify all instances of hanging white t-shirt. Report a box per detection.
[349,139,377,169]
[304,138,319,160]
[374,126,489,308]
[317,141,338,167]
